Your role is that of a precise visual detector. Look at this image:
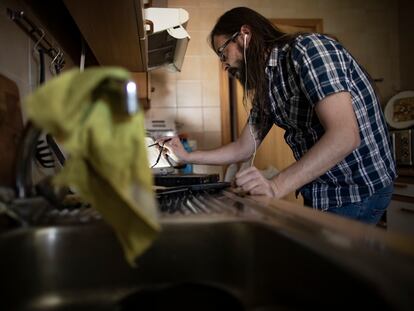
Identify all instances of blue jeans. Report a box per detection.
[302,184,394,224]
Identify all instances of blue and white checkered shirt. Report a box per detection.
[249,34,396,210]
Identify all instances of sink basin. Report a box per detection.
[1,214,414,311]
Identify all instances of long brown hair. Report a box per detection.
[209,7,297,115]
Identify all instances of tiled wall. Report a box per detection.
[147,0,401,177]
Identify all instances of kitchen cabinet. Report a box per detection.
[388,199,414,236]
[388,181,414,236]
[63,0,147,72]
[63,0,152,108]
[131,72,151,110]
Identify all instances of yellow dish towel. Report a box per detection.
[25,67,160,266]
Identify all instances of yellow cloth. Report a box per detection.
[25,67,160,266]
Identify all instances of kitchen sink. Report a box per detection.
[1,210,414,311]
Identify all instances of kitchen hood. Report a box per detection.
[144,8,190,72]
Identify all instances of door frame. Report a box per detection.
[270,18,323,33]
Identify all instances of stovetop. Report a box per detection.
[1,182,253,228]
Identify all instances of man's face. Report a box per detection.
[213,34,245,80]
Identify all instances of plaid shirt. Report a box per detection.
[249,34,396,210]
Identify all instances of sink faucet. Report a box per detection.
[14,78,139,200]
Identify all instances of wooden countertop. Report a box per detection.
[239,193,414,258]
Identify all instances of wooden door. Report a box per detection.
[222,19,323,205]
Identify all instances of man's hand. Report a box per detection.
[157,136,190,163]
[235,166,281,198]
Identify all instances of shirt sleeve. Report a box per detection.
[290,34,352,106]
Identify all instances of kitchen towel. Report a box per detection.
[25,67,160,266]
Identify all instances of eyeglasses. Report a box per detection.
[150,140,167,168]
[217,32,239,62]
[148,138,184,169]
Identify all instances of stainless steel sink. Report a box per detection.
[1,212,414,311]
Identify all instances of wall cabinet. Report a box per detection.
[63,0,147,71]
[131,72,151,110]
[388,181,414,236]
[63,0,151,108]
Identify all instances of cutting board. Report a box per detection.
[0,74,24,187]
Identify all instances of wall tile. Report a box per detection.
[199,31,217,57]
[202,131,222,149]
[182,7,201,32]
[168,0,199,8]
[200,56,220,81]
[186,31,203,56]
[199,0,224,9]
[176,56,201,80]
[202,79,220,107]
[203,107,221,131]
[185,131,204,150]
[145,107,177,121]
[199,8,223,32]
[150,68,177,107]
[176,80,202,107]
[176,107,203,132]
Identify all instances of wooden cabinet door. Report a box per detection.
[64,0,147,71]
[130,72,151,110]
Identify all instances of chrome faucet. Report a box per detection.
[14,78,139,200]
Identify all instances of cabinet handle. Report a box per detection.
[145,20,154,35]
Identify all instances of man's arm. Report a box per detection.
[235,91,360,198]
[163,122,258,165]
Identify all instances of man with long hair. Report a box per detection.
[161,7,396,224]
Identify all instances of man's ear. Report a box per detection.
[240,25,251,36]
[240,25,251,46]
